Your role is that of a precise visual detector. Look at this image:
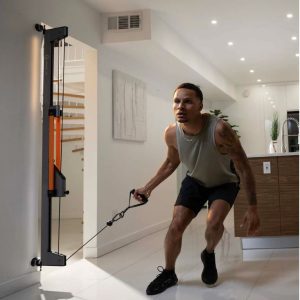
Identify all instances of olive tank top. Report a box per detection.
[176,114,238,187]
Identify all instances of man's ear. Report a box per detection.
[199,101,203,112]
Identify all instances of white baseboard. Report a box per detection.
[84,219,171,258]
[241,236,299,249]
[0,271,40,299]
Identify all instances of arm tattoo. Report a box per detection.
[218,122,257,206]
[217,122,239,156]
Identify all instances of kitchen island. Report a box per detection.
[234,152,299,249]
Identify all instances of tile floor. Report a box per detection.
[2,210,299,300]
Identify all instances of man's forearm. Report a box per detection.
[240,165,257,206]
[144,159,178,193]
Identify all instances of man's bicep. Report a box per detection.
[226,135,251,174]
[224,133,248,169]
[167,145,180,168]
[217,121,240,155]
[164,124,179,167]
[216,121,248,166]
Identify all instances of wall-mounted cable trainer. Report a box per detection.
[31,24,69,269]
[31,24,149,270]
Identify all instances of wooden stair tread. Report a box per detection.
[53,92,84,99]
[62,137,84,142]
[62,126,84,131]
[63,116,85,120]
[72,147,84,152]
[63,105,85,109]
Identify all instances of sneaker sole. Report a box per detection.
[203,280,218,288]
[146,281,178,295]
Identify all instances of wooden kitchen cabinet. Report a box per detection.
[278,156,299,235]
[234,154,299,237]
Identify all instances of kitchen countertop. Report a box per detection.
[247,152,299,158]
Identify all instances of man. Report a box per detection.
[134,83,260,295]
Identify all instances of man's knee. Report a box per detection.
[167,206,194,237]
[206,216,224,233]
[168,218,187,237]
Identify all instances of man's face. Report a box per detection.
[173,88,203,123]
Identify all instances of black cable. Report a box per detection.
[58,197,61,254]
[61,38,66,163]
[57,39,66,254]
[57,40,60,106]
[57,40,61,254]
[66,224,109,261]
[66,190,148,261]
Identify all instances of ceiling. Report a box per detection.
[84,0,299,86]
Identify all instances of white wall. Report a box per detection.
[0,7,41,297]
[213,83,299,156]
[91,46,178,256]
[0,0,101,297]
[83,47,99,257]
[285,84,299,111]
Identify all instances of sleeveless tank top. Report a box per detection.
[176,114,238,188]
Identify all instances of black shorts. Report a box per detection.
[175,176,240,216]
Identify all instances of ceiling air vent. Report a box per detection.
[108,13,142,31]
[118,15,129,29]
[108,16,118,30]
[130,15,140,29]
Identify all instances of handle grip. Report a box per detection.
[130,189,148,204]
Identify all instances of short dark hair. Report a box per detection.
[174,83,203,102]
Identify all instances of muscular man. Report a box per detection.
[134,83,260,295]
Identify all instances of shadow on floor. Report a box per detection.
[39,289,74,300]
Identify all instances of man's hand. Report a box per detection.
[240,205,260,236]
[133,187,151,203]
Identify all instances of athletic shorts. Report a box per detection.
[175,176,240,216]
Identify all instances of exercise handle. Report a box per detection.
[130,189,148,204]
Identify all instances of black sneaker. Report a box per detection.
[146,266,178,295]
[201,249,218,286]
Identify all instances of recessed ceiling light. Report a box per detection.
[291,36,297,41]
[257,79,261,82]
[286,13,293,19]
[211,20,218,25]
[227,41,234,46]
[240,57,245,61]
[296,53,299,57]
[249,69,254,73]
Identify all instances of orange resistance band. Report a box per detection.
[48,115,54,191]
[48,114,62,191]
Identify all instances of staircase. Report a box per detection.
[53,41,85,154]
[53,84,85,153]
